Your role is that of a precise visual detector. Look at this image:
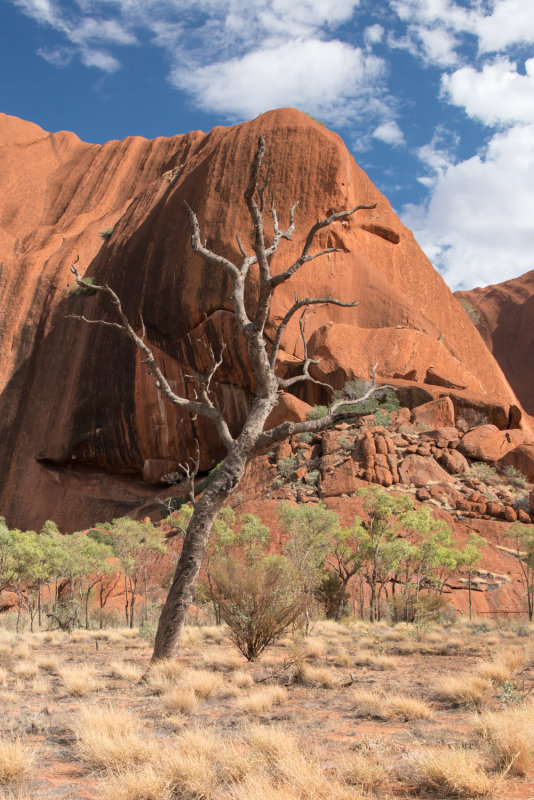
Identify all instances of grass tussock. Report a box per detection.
[161,687,198,715]
[201,648,243,671]
[106,763,171,800]
[351,688,433,720]
[36,655,59,673]
[108,660,142,682]
[0,739,34,785]
[74,705,155,770]
[472,703,534,776]
[296,663,337,688]
[432,674,488,707]
[410,746,502,797]
[235,686,287,714]
[340,750,389,791]
[12,661,38,680]
[60,665,104,696]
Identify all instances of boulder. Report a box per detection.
[398,454,453,487]
[411,397,455,429]
[530,488,534,515]
[459,425,512,463]
[439,449,470,475]
[499,443,534,482]
[265,393,311,431]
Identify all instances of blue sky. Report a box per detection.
[2,0,533,291]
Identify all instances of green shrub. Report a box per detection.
[459,297,480,324]
[470,462,500,484]
[297,432,313,445]
[277,457,298,480]
[306,405,328,420]
[99,226,114,240]
[196,461,223,494]
[305,470,320,486]
[502,465,528,489]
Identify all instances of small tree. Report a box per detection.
[280,502,338,631]
[204,513,306,659]
[506,523,534,621]
[104,518,166,627]
[70,136,384,662]
[458,532,486,620]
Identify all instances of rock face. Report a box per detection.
[0,109,529,531]
[456,270,534,415]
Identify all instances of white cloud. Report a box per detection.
[476,0,534,52]
[402,123,534,290]
[80,48,121,72]
[373,120,405,145]
[37,45,74,67]
[364,23,384,45]
[175,38,384,123]
[390,0,534,67]
[443,58,534,126]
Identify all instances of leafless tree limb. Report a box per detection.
[69,262,235,451]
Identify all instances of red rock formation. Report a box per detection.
[0,109,529,531]
[456,270,534,415]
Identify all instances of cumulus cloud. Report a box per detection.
[373,120,405,146]
[402,123,534,289]
[174,39,384,123]
[443,58,534,126]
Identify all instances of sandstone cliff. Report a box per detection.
[456,270,534,416]
[0,109,528,531]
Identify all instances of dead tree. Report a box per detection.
[70,135,385,662]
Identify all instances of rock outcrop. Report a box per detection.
[456,270,534,415]
[0,109,529,531]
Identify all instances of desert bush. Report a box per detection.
[206,554,308,660]
[69,276,97,296]
[470,462,499,484]
[277,456,298,480]
[502,465,528,488]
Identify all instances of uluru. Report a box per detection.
[0,108,531,532]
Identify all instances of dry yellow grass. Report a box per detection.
[410,746,502,797]
[0,739,34,785]
[146,659,184,694]
[432,674,488,707]
[201,647,243,671]
[235,685,287,714]
[0,667,8,685]
[106,763,171,800]
[231,669,254,688]
[472,702,534,776]
[353,651,397,670]
[30,676,50,694]
[297,663,337,688]
[74,705,156,770]
[108,660,142,682]
[12,661,38,680]
[184,668,224,698]
[161,686,198,714]
[60,665,104,696]
[340,750,389,791]
[476,659,511,684]
[36,655,59,673]
[303,637,328,659]
[351,688,432,721]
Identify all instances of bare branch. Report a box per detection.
[69,261,235,451]
[270,203,377,289]
[270,293,359,369]
[277,309,334,392]
[179,439,201,508]
[256,366,393,451]
[184,201,240,279]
